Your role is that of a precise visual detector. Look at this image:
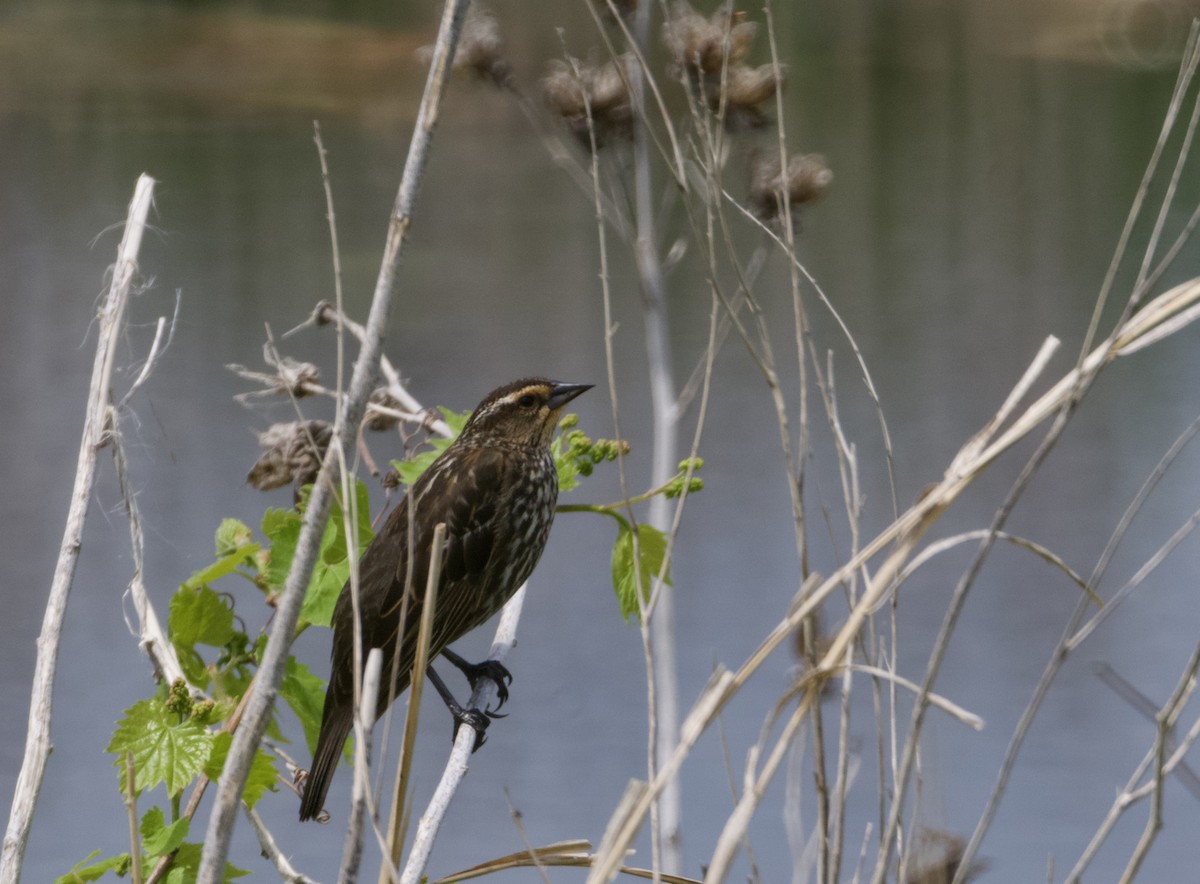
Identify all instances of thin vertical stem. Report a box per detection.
[629,0,683,873]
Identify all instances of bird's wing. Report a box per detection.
[432,446,510,584]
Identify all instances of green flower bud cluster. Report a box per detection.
[165,678,194,717]
[164,677,218,723]
[560,419,630,477]
[664,457,705,498]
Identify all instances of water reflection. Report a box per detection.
[3,1,1199,881]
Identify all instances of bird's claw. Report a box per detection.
[444,651,513,712]
[465,660,513,711]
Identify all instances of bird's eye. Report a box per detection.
[517,393,538,409]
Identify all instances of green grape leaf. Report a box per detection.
[204,734,278,809]
[140,807,190,858]
[243,748,279,808]
[170,586,235,650]
[182,545,260,591]
[322,480,373,563]
[160,842,248,883]
[392,407,469,486]
[280,656,326,755]
[298,518,344,629]
[180,519,259,590]
[175,645,210,692]
[261,507,301,592]
[440,405,470,435]
[263,482,374,628]
[612,522,672,623]
[109,700,211,797]
[55,850,131,884]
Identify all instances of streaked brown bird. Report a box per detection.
[299,377,591,822]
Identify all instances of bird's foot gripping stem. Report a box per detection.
[441,648,512,713]
[428,664,500,752]
[449,704,492,751]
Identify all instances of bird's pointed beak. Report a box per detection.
[547,382,593,410]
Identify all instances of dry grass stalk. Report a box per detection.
[585,270,1200,881]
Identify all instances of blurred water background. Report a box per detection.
[3,0,1200,880]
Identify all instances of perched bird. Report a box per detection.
[299,377,592,822]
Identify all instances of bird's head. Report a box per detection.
[461,377,593,449]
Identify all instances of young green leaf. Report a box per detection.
[204,733,278,809]
[214,518,253,557]
[280,656,325,755]
[108,699,211,797]
[391,407,469,486]
[179,519,261,590]
[55,850,132,884]
[611,522,671,622]
[262,481,374,628]
[322,479,374,562]
[161,842,248,882]
[170,586,235,651]
[140,806,190,858]
[298,518,345,629]
[182,545,260,592]
[261,506,301,592]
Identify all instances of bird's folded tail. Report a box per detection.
[298,705,353,822]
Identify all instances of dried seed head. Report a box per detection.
[229,347,321,404]
[276,358,320,397]
[748,151,832,224]
[909,830,989,884]
[725,63,781,107]
[664,1,756,77]
[716,62,784,129]
[247,420,333,495]
[365,388,403,432]
[542,55,633,148]
[455,7,513,89]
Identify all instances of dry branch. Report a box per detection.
[0,174,156,884]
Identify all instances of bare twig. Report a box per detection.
[503,789,553,884]
[114,427,187,687]
[1093,662,1200,799]
[845,666,983,731]
[118,292,179,410]
[957,412,1200,880]
[1,173,155,884]
[382,524,447,880]
[288,300,453,440]
[1117,644,1200,882]
[398,586,528,884]
[589,268,1200,881]
[246,805,319,884]
[1066,648,1200,882]
[340,648,384,884]
[125,752,143,884]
